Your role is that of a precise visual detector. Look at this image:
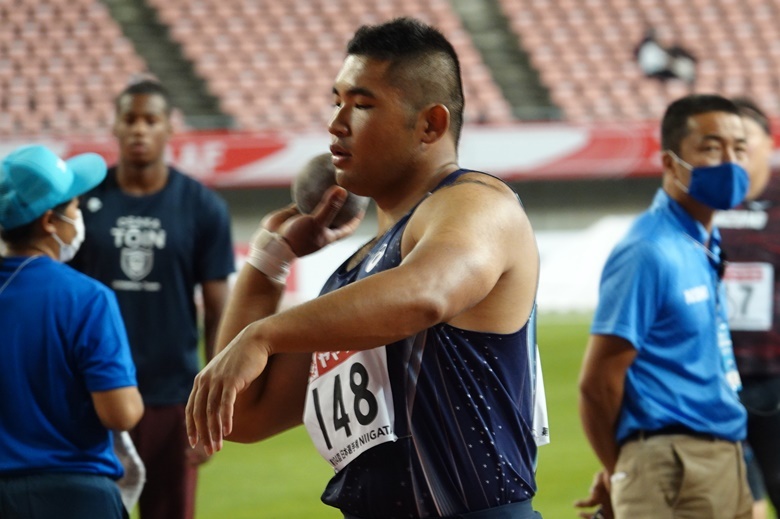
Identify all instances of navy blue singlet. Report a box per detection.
[315,170,538,518]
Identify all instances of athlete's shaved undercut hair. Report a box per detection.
[661,94,741,154]
[346,17,465,146]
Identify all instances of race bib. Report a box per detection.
[303,348,397,471]
[723,262,774,331]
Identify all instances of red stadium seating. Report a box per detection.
[0,0,148,137]
[148,0,515,132]
[500,0,780,121]
[6,0,779,136]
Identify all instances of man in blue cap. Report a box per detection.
[0,145,143,519]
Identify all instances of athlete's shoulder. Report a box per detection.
[433,170,519,207]
[448,169,508,187]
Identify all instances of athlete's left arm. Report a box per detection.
[201,278,230,361]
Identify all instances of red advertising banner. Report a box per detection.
[3,119,777,187]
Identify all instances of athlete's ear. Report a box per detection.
[420,104,450,144]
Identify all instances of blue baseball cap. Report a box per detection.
[0,145,107,230]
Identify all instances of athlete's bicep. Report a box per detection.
[398,180,526,318]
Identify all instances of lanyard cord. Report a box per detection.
[0,255,41,296]
[681,233,727,280]
[668,211,725,279]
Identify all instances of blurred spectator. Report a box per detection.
[70,79,235,519]
[718,97,779,519]
[635,28,697,85]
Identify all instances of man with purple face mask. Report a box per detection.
[576,94,753,518]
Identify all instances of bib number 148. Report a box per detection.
[311,362,378,449]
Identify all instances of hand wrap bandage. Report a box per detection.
[246,228,297,285]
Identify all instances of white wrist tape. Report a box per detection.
[246,228,297,285]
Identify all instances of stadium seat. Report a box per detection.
[9,0,779,134]
[499,0,780,121]
[0,0,149,136]
[147,0,514,132]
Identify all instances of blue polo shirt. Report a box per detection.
[592,189,746,443]
[0,256,137,478]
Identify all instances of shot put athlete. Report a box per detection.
[187,18,544,519]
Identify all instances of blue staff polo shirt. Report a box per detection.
[591,189,746,444]
[0,256,137,478]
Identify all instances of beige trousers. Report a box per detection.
[611,434,752,519]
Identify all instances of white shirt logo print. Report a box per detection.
[365,244,387,273]
[111,215,166,292]
[684,285,709,305]
[86,197,103,213]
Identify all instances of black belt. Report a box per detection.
[621,425,719,445]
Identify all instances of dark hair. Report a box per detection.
[0,200,70,245]
[346,17,465,145]
[114,79,173,116]
[661,94,741,154]
[732,96,772,136]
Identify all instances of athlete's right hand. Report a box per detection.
[263,186,364,257]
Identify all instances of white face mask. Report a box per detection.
[52,209,85,262]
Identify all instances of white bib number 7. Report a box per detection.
[303,347,397,471]
[723,262,774,331]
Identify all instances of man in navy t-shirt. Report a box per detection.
[71,80,234,519]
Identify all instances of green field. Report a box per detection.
[174,313,599,518]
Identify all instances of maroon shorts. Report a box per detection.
[130,405,197,519]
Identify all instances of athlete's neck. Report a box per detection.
[375,161,460,234]
[116,161,169,196]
